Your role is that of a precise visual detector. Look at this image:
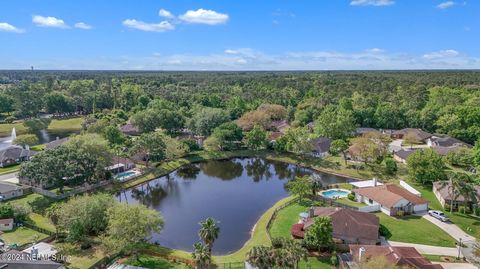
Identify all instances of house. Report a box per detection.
[269,131,283,143]
[433,181,480,210]
[393,149,418,164]
[0,218,14,231]
[0,250,65,269]
[0,182,25,201]
[345,245,443,269]
[355,127,377,136]
[270,120,290,134]
[310,137,331,158]
[108,156,136,174]
[291,207,380,245]
[432,145,466,156]
[0,145,35,167]
[353,184,428,216]
[23,242,58,260]
[427,135,472,148]
[120,122,140,136]
[350,179,383,189]
[45,137,69,150]
[391,128,432,142]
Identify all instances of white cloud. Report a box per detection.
[0,22,25,33]
[122,19,174,32]
[437,1,455,9]
[74,22,92,30]
[366,48,385,53]
[179,9,229,25]
[350,0,395,6]
[32,15,68,28]
[423,49,459,59]
[159,9,174,19]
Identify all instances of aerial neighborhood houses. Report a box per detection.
[0,145,35,167]
[433,181,480,211]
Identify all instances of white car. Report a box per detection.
[428,210,449,222]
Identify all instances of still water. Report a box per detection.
[117,157,349,254]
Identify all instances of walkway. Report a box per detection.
[433,262,478,269]
[0,172,19,184]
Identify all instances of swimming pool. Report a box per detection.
[320,189,350,198]
[114,170,138,181]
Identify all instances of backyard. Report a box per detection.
[1,226,49,246]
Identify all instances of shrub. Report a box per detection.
[397,210,405,217]
[5,116,16,123]
[379,224,391,238]
[384,158,398,175]
[347,192,355,201]
[330,252,338,266]
[474,208,480,216]
[0,204,14,219]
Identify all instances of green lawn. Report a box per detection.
[269,202,309,239]
[0,117,83,137]
[0,164,20,175]
[299,257,333,269]
[335,198,363,208]
[376,213,456,247]
[55,241,106,269]
[1,227,49,246]
[27,213,55,232]
[124,255,190,269]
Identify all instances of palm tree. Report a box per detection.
[198,217,220,255]
[246,245,272,269]
[283,239,308,269]
[443,171,465,213]
[192,242,211,269]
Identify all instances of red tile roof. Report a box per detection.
[353,184,428,208]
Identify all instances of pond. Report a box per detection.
[0,129,77,150]
[117,157,350,255]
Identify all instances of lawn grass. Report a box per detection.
[55,241,106,269]
[422,254,463,263]
[299,257,333,269]
[269,203,309,238]
[0,117,83,137]
[0,164,20,175]
[0,122,27,137]
[124,254,190,269]
[1,226,49,246]
[376,213,456,247]
[335,197,363,208]
[27,213,55,232]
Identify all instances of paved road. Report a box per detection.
[433,262,478,269]
[0,172,18,182]
[419,212,479,266]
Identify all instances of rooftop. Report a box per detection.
[353,184,428,208]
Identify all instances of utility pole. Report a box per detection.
[457,237,462,259]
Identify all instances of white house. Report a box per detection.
[353,184,428,216]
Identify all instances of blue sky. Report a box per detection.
[0,0,478,70]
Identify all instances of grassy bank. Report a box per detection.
[0,117,83,137]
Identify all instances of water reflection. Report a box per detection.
[117,157,349,254]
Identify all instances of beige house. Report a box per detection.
[433,181,480,210]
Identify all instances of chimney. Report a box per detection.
[309,207,315,218]
[25,145,30,151]
[373,177,377,187]
[359,247,366,261]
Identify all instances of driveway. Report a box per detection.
[383,239,461,257]
[419,212,479,265]
[433,262,478,269]
[0,172,18,183]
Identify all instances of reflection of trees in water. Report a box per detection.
[128,178,182,208]
[245,158,272,182]
[176,164,201,180]
[272,161,294,180]
[200,160,243,180]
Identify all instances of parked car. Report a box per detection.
[428,210,449,222]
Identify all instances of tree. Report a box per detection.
[23,118,51,134]
[55,194,115,242]
[192,242,211,269]
[210,122,243,151]
[131,132,167,167]
[245,125,267,150]
[284,127,312,156]
[246,238,307,269]
[198,218,220,255]
[384,158,398,175]
[157,109,185,134]
[246,246,271,269]
[286,175,313,203]
[303,216,334,251]
[0,93,14,114]
[330,139,350,164]
[188,107,230,136]
[103,125,126,146]
[445,147,473,168]
[350,132,390,166]
[13,134,39,147]
[44,92,74,114]
[104,203,164,261]
[12,203,32,222]
[131,109,161,133]
[314,105,356,140]
[164,136,189,159]
[406,149,446,185]
[0,204,14,219]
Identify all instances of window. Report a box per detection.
[369,199,373,204]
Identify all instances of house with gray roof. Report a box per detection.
[310,137,331,158]
[45,137,69,150]
[0,182,26,201]
[0,145,35,167]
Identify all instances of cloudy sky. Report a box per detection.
[0,0,478,70]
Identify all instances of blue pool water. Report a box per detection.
[115,171,136,181]
[321,189,350,198]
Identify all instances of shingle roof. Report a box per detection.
[349,245,443,269]
[120,123,139,135]
[0,218,13,225]
[0,145,35,162]
[430,136,471,148]
[393,128,432,141]
[45,137,69,149]
[433,181,480,202]
[311,137,331,154]
[304,207,379,242]
[432,146,462,156]
[353,184,428,208]
[394,149,418,160]
[0,182,23,193]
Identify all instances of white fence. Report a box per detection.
[400,180,421,197]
